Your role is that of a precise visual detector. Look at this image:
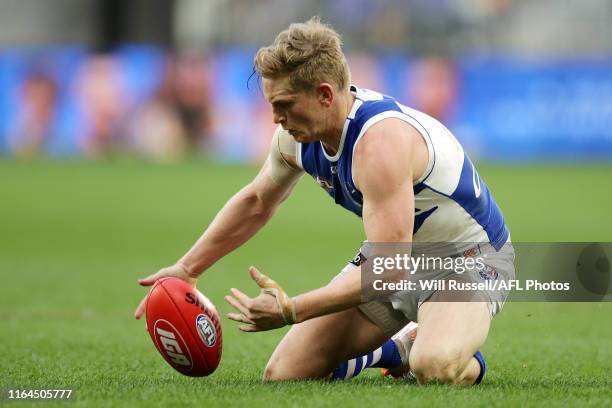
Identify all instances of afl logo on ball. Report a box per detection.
[196,314,217,347]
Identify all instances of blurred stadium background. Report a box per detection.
[1,0,611,162]
[1,1,611,406]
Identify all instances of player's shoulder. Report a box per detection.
[349,87,425,154]
[350,85,439,132]
[350,98,430,185]
[271,125,300,169]
[353,117,421,160]
[351,88,401,125]
[351,117,418,197]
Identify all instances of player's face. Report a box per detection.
[262,76,329,143]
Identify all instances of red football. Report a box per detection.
[145,277,222,377]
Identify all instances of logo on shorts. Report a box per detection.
[196,314,217,347]
[350,251,366,266]
[478,264,499,281]
[463,247,479,258]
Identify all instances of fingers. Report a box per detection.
[135,265,197,318]
[134,293,148,320]
[230,287,252,308]
[135,270,164,318]
[138,272,161,287]
[249,266,283,296]
[249,266,263,284]
[226,300,261,332]
[224,268,289,332]
[226,296,261,331]
[239,324,260,332]
[224,293,250,316]
[227,312,254,325]
[138,264,197,287]
[249,265,275,289]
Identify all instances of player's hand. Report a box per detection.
[225,266,296,332]
[134,263,198,320]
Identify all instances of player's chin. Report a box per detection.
[289,133,303,142]
[291,132,312,143]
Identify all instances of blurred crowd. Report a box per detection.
[3,50,219,160]
[1,0,610,162]
[1,48,461,162]
[180,0,612,56]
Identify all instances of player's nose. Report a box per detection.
[273,111,286,126]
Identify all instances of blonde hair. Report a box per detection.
[254,17,350,92]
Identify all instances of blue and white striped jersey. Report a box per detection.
[295,85,509,250]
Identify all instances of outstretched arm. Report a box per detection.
[177,157,299,277]
[135,127,302,319]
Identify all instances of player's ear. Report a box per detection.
[316,83,334,107]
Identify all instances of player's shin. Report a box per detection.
[330,340,403,380]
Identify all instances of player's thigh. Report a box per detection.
[410,301,490,373]
[264,307,388,380]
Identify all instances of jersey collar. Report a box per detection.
[320,85,363,162]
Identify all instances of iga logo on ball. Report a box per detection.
[153,319,193,369]
[196,314,217,347]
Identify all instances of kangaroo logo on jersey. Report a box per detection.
[414,206,438,234]
[316,176,333,192]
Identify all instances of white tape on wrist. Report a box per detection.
[253,269,296,324]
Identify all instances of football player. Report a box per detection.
[135,17,514,385]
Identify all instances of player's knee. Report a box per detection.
[262,355,322,381]
[262,358,283,382]
[410,348,463,385]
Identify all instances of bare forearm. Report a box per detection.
[293,266,362,323]
[178,184,278,276]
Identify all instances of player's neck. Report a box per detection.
[320,92,355,157]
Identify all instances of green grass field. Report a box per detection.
[1,159,611,407]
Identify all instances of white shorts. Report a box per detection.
[334,241,516,337]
